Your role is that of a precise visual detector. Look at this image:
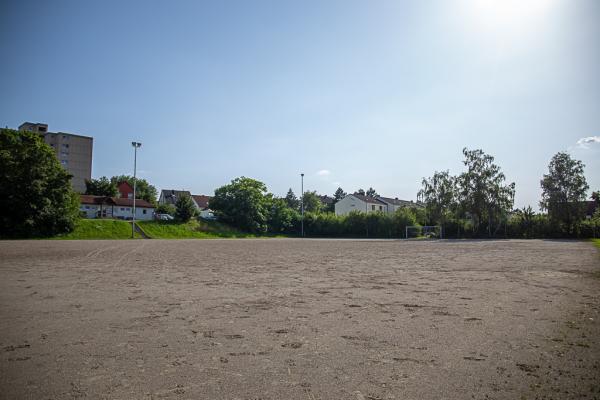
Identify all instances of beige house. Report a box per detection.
[334,194,387,215]
[335,194,422,216]
[19,122,93,193]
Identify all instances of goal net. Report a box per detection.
[405,225,442,239]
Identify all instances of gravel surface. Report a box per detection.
[1,239,599,399]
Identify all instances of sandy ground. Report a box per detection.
[0,239,599,400]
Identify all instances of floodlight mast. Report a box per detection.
[300,173,304,237]
[131,142,142,238]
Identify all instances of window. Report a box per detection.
[142,209,147,214]
[128,193,133,199]
[60,151,69,157]
[120,207,125,211]
[85,206,90,209]
[372,205,376,211]
[60,159,68,166]
[379,206,383,211]
[61,144,69,149]
[62,135,69,140]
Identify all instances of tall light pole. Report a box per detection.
[300,173,304,237]
[131,141,142,238]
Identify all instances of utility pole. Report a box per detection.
[301,173,304,237]
[131,142,142,238]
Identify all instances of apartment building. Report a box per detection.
[19,122,93,193]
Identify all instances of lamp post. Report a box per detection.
[300,173,304,237]
[131,141,142,238]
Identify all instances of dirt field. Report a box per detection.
[1,239,599,400]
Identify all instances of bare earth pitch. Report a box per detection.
[0,239,599,399]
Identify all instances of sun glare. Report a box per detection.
[463,0,558,37]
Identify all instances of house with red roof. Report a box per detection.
[80,195,155,220]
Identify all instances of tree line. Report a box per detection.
[209,148,598,238]
[418,148,597,238]
[1,128,597,238]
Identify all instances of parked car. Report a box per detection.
[155,213,174,221]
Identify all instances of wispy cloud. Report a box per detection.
[316,169,331,176]
[576,136,600,149]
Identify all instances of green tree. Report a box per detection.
[284,188,300,210]
[394,207,419,237]
[366,187,378,197]
[155,203,176,215]
[85,176,118,197]
[0,128,79,237]
[355,189,366,196]
[333,187,346,202]
[210,177,270,232]
[457,148,515,236]
[540,152,589,235]
[302,191,322,213]
[110,175,158,205]
[175,193,196,222]
[268,197,298,233]
[418,170,456,228]
[514,206,536,238]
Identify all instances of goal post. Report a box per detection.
[405,225,443,239]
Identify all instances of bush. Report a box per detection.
[175,194,196,222]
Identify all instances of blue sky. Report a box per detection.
[1,0,598,208]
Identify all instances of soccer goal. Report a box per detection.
[405,225,443,239]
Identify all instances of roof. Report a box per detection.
[80,195,105,205]
[318,195,335,204]
[192,195,212,209]
[160,189,192,205]
[377,196,419,207]
[79,195,154,208]
[351,194,387,205]
[111,197,154,208]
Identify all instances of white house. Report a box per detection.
[377,196,420,214]
[334,194,422,216]
[334,194,387,216]
[159,189,214,218]
[80,195,155,220]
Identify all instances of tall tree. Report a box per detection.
[302,191,323,213]
[85,176,118,197]
[210,177,270,232]
[366,187,378,197]
[355,189,366,196]
[418,170,456,227]
[457,148,515,236]
[0,129,79,237]
[540,152,588,234]
[110,175,158,204]
[284,188,300,210]
[333,187,346,202]
[175,193,196,222]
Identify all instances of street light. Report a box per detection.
[300,173,304,237]
[131,141,142,238]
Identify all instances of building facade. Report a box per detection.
[19,122,93,193]
[334,194,422,216]
[79,195,154,220]
[334,194,387,216]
